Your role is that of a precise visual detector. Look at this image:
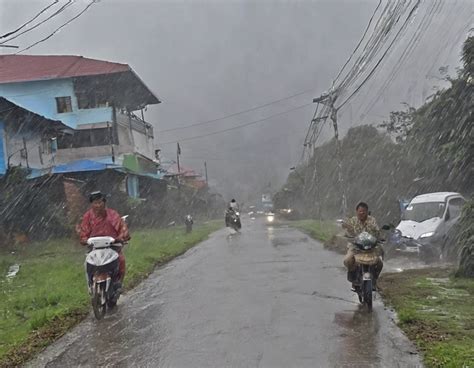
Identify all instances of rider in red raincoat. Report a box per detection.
[79,191,130,283]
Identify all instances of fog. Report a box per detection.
[1,0,472,203]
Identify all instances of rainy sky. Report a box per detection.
[0,0,472,203]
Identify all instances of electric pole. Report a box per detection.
[312,92,347,218]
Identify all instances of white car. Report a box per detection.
[396,192,466,259]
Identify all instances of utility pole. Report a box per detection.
[176,142,181,193]
[312,92,347,218]
[204,161,208,185]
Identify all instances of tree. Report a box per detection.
[462,36,473,79]
[378,103,416,143]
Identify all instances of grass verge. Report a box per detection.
[0,221,222,367]
[291,219,341,248]
[379,268,474,368]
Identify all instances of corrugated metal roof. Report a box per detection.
[0,55,130,84]
[26,156,165,180]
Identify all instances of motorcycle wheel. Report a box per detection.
[92,286,107,320]
[364,280,373,312]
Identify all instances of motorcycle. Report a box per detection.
[85,236,123,320]
[185,214,193,233]
[348,231,383,312]
[225,209,242,231]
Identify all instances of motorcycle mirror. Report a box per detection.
[381,224,391,230]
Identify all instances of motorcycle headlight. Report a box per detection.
[419,231,435,239]
[267,215,274,222]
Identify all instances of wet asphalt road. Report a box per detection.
[27,219,422,368]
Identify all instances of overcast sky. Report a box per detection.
[1,0,472,202]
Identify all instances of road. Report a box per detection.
[27,219,422,368]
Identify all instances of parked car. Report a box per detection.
[394,192,466,261]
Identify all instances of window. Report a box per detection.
[57,128,115,149]
[55,96,72,113]
[402,202,445,222]
[447,198,465,220]
[77,91,108,109]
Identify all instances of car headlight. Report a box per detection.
[419,231,435,239]
[267,215,274,222]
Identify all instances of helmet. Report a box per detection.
[89,191,106,203]
[231,199,236,202]
[354,231,377,250]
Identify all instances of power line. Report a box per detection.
[331,0,383,89]
[0,0,60,39]
[0,0,74,45]
[159,102,312,145]
[336,0,422,110]
[16,1,98,54]
[158,88,315,133]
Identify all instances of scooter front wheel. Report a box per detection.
[92,286,107,320]
[363,280,373,312]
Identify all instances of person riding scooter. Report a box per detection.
[79,191,130,288]
[185,214,193,233]
[342,202,383,289]
[225,201,241,230]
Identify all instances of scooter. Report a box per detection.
[185,214,193,233]
[225,209,242,231]
[348,232,383,312]
[85,236,123,320]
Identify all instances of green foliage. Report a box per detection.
[276,36,473,225]
[379,268,474,367]
[292,220,339,242]
[454,198,474,278]
[378,103,416,142]
[462,36,474,78]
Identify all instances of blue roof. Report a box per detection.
[26,157,165,180]
[27,159,121,179]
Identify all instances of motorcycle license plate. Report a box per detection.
[363,272,372,280]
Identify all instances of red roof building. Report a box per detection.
[0,55,130,84]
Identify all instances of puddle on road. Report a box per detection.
[271,237,309,248]
[331,307,381,367]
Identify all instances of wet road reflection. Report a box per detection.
[28,219,422,368]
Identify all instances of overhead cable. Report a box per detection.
[16,1,98,54]
[337,0,422,110]
[159,103,313,145]
[158,88,315,133]
[1,0,74,45]
[0,0,60,39]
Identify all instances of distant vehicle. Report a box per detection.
[394,192,466,260]
[265,211,275,225]
[261,193,274,212]
[276,208,300,220]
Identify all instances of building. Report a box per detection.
[0,55,161,166]
[0,97,71,174]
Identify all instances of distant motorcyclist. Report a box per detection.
[185,214,193,233]
[342,202,383,286]
[225,199,241,229]
[229,199,239,211]
[79,191,130,286]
